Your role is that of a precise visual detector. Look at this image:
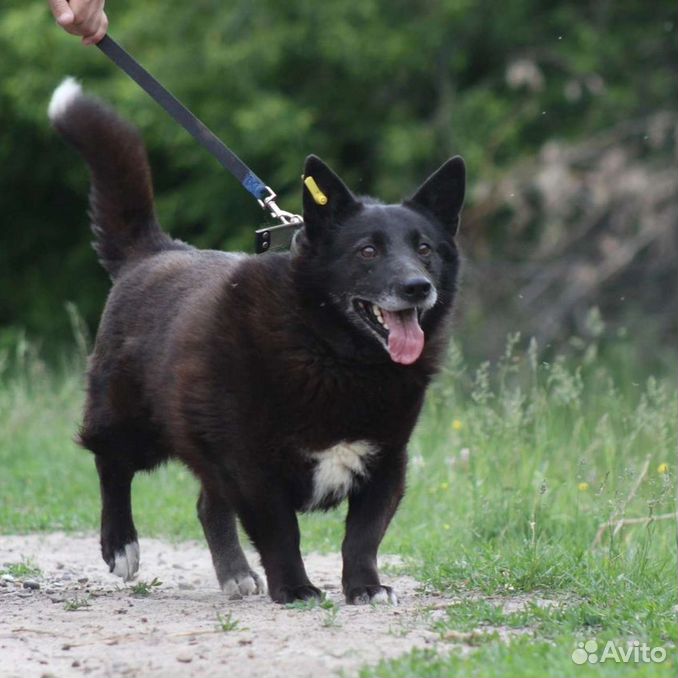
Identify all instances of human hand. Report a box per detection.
[48,0,108,46]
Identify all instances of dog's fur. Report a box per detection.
[49,78,466,604]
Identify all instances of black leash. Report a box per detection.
[96,35,301,253]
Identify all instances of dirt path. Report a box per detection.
[1,533,447,678]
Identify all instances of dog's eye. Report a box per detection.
[417,243,432,257]
[359,245,378,259]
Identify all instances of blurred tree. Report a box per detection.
[0,0,675,352]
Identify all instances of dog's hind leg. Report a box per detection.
[95,456,139,581]
[197,488,265,598]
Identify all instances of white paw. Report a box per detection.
[221,572,265,598]
[112,541,140,581]
[349,586,398,606]
[370,588,398,605]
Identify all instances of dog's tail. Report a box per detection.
[48,77,182,279]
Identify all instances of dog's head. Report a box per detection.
[293,155,465,365]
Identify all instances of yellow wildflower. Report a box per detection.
[657,463,669,474]
[452,419,463,431]
[577,482,589,492]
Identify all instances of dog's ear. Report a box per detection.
[302,155,359,238]
[405,156,466,235]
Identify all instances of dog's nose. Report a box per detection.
[399,277,432,302]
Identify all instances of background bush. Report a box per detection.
[0,0,675,362]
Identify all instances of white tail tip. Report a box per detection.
[48,77,82,121]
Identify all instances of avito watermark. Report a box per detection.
[572,639,667,665]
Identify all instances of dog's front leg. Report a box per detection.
[237,490,321,604]
[341,447,406,605]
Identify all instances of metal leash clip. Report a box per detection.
[255,187,303,254]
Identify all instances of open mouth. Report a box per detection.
[353,299,425,365]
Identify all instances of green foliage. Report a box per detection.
[320,598,341,628]
[1,558,41,579]
[352,333,676,676]
[0,0,675,343]
[130,577,162,596]
[63,595,91,611]
[215,611,241,632]
[284,596,341,627]
[360,640,676,678]
[284,598,325,611]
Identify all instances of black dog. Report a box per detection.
[49,77,465,604]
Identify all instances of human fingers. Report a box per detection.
[81,11,109,46]
[48,0,75,27]
[69,0,106,37]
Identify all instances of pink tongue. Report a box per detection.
[382,309,425,365]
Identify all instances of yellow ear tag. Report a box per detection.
[304,176,328,205]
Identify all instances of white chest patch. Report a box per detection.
[307,440,377,509]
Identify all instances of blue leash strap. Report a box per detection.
[96,35,270,202]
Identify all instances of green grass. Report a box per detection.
[284,596,342,627]
[0,557,41,579]
[215,611,241,632]
[0,329,675,677]
[130,577,162,596]
[63,595,91,611]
